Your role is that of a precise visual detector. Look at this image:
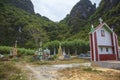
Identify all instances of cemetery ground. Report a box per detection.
[0,56,120,80]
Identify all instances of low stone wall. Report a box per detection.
[93,61,120,69]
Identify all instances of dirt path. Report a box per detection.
[18,62,120,80]
[26,65,50,80]
[26,64,60,80]
[24,63,91,80]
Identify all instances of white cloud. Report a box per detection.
[31,0,101,22]
[90,0,101,7]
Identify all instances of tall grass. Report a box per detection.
[0,62,27,80]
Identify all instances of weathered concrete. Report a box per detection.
[93,61,120,69]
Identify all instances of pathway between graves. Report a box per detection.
[26,63,91,80]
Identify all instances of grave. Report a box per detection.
[34,41,43,61]
[44,48,50,60]
[33,41,51,61]
[57,43,64,60]
[9,40,18,58]
[0,54,4,58]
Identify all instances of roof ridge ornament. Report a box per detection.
[99,17,103,24]
[91,24,94,32]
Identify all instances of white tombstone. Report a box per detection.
[0,54,4,58]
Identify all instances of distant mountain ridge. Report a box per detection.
[0,0,120,48]
[0,0,69,48]
[61,0,96,34]
[11,0,34,14]
[70,0,96,20]
[66,0,120,43]
[0,0,34,14]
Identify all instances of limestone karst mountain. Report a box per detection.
[0,0,119,48]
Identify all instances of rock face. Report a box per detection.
[70,0,96,20]
[66,0,96,33]
[104,0,119,7]
[9,0,34,14]
[99,0,120,11]
[92,0,120,39]
[69,0,96,22]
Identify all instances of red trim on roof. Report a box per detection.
[94,23,105,31]
[89,23,105,34]
[89,22,114,34]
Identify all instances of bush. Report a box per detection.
[53,54,58,60]
[83,67,102,73]
[0,46,35,55]
[0,46,12,54]
[18,48,34,55]
[44,39,89,55]
[83,67,93,72]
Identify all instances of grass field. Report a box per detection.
[58,67,120,80]
[0,62,27,80]
[0,56,120,80]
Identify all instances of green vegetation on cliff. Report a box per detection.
[0,0,120,49]
[0,0,69,48]
[65,0,120,44]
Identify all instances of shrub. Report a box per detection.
[0,46,35,55]
[83,67,93,72]
[83,67,102,73]
[0,46,12,54]
[18,48,34,55]
[53,54,58,60]
[44,40,89,55]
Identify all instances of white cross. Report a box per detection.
[15,40,18,48]
[99,18,103,24]
[91,24,94,28]
[40,41,42,47]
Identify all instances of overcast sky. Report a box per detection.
[31,0,101,22]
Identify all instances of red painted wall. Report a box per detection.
[111,33,115,54]
[99,54,116,61]
[94,32,98,61]
[90,34,94,61]
[115,34,119,60]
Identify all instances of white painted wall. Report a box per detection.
[96,27,112,46]
[96,27,113,54]
[98,47,112,54]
